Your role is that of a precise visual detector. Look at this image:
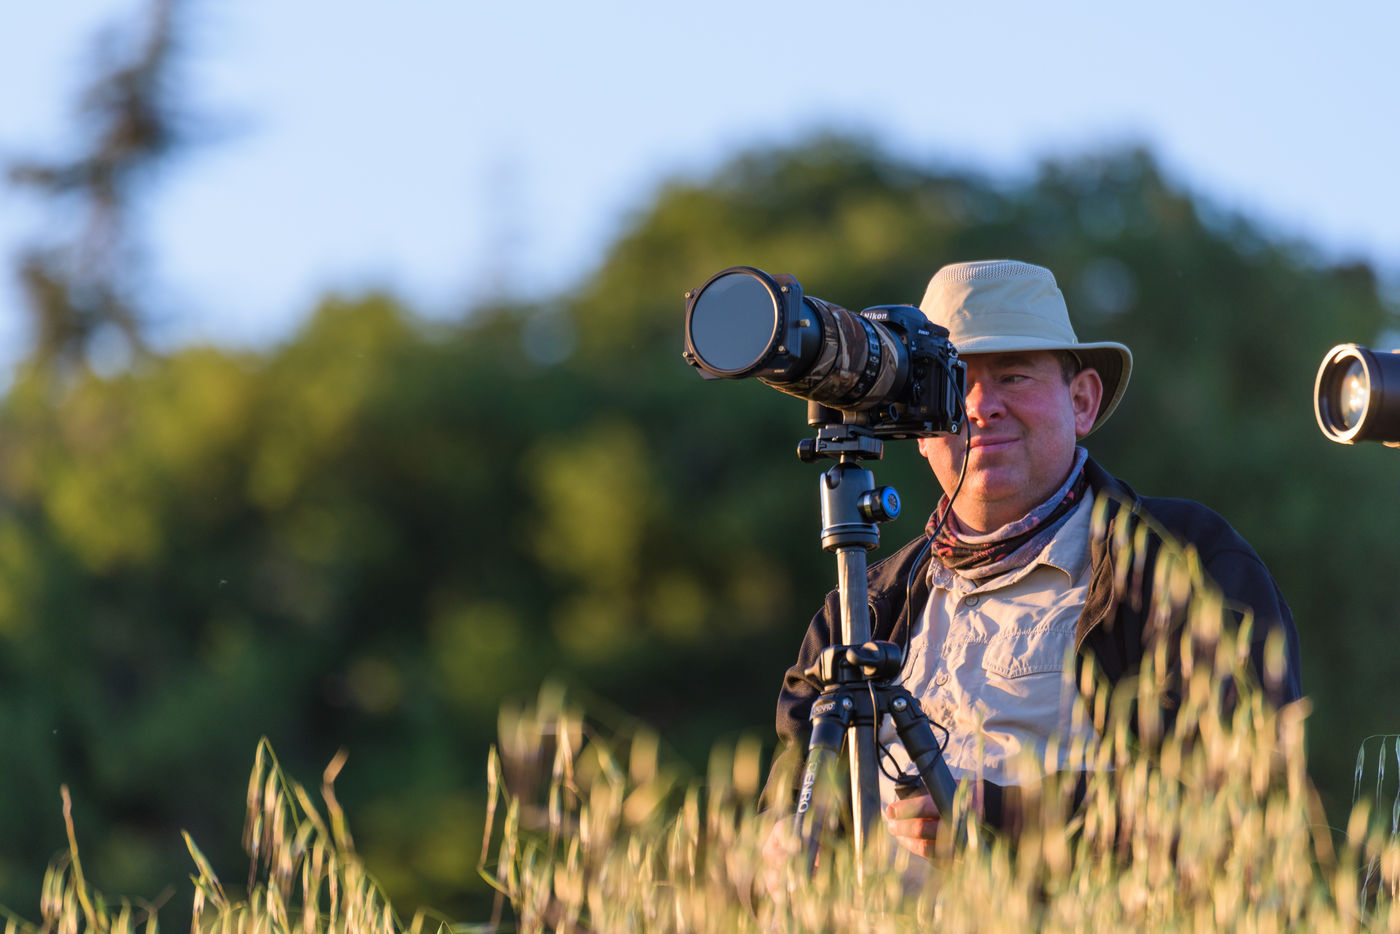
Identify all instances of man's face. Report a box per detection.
[916,351,1103,534]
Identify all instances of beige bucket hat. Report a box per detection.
[919,259,1132,435]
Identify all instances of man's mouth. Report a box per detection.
[969,436,1018,453]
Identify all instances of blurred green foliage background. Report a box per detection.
[3,6,1397,924]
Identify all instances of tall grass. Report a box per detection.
[13,740,459,934]
[481,497,1400,932]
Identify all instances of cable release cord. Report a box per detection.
[905,399,972,597]
[884,395,969,789]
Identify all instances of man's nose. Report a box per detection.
[964,379,1005,423]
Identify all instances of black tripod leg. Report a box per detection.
[793,696,852,876]
[887,690,958,815]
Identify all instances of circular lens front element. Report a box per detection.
[686,272,780,374]
[1339,358,1369,430]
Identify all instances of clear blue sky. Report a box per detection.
[3,0,1398,374]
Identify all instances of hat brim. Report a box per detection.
[952,336,1132,436]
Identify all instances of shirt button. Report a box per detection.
[965,594,980,607]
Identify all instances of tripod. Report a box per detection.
[791,415,960,878]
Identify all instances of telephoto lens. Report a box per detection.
[1314,344,1400,444]
[682,266,964,438]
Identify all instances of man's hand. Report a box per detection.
[884,792,941,860]
[760,818,800,902]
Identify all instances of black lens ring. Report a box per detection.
[825,314,885,408]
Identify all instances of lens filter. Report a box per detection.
[685,269,782,376]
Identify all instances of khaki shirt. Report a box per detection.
[877,497,1096,804]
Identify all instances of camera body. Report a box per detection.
[837,303,966,438]
[682,266,965,439]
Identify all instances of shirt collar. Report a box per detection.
[929,496,1093,594]
[1037,495,1093,581]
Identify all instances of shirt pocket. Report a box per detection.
[981,624,1075,680]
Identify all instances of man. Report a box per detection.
[765,259,1302,860]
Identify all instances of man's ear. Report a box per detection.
[1071,367,1104,438]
